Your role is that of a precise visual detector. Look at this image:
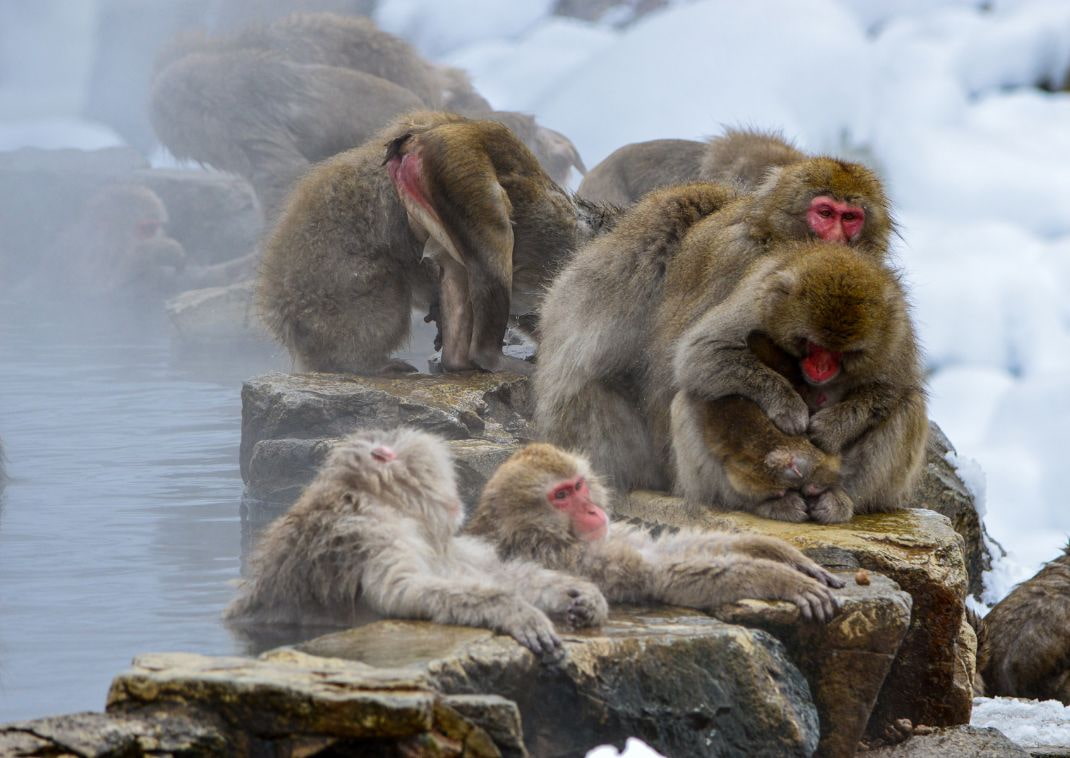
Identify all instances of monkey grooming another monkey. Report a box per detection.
[258,111,617,375]
[671,242,927,523]
[578,128,806,206]
[466,444,844,622]
[536,156,892,492]
[225,427,608,658]
[977,543,1070,703]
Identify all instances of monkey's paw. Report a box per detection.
[768,395,810,437]
[786,576,841,623]
[796,560,847,589]
[754,492,808,523]
[564,585,609,629]
[807,409,850,453]
[506,606,564,661]
[808,487,854,524]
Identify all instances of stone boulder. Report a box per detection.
[615,494,973,735]
[863,725,1030,757]
[297,609,821,758]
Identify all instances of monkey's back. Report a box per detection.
[578,139,706,206]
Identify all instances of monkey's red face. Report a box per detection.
[548,475,608,542]
[801,341,842,385]
[806,196,865,243]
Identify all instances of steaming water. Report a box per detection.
[0,301,282,722]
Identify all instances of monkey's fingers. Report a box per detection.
[798,562,847,589]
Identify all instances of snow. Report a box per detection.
[587,737,666,758]
[972,697,1070,747]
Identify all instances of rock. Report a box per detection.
[297,609,821,757]
[863,725,1030,757]
[442,695,528,758]
[166,280,273,350]
[614,494,973,734]
[134,169,262,265]
[239,371,534,484]
[717,570,912,758]
[106,650,501,756]
[914,422,995,598]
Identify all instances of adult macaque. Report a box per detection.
[578,129,805,206]
[536,157,894,494]
[151,48,424,220]
[670,244,927,522]
[258,111,617,375]
[225,427,608,658]
[977,544,1070,703]
[466,444,843,621]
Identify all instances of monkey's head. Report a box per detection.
[327,427,464,532]
[751,157,892,257]
[468,444,609,559]
[764,243,907,387]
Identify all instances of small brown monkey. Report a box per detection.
[225,427,608,658]
[258,111,617,375]
[977,544,1070,703]
[578,129,805,206]
[466,444,844,621]
[536,157,892,493]
[671,242,927,522]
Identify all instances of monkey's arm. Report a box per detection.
[808,382,916,454]
[695,532,845,588]
[453,535,608,629]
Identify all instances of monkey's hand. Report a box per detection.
[563,584,609,629]
[808,385,893,452]
[752,492,809,523]
[503,603,564,660]
[807,486,854,524]
[780,571,841,623]
[765,391,811,437]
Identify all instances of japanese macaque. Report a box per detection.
[578,129,805,206]
[54,183,188,298]
[151,48,424,220]
[977,544,1070,703]
[670,244,927,522]
[225,427,609,658]
[258,111,617,375]
[466,444,844,621]
[536,157,894,496]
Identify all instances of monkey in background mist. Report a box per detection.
[977,543,1070,704]
[467,444,844,622]
[259,111,616,375]
[226,427,608,658]
[578,128,806,206]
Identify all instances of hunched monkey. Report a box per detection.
[258,111,617,375]
[225,427,609,658]
[466,444,844,621]
[536,158,892,492]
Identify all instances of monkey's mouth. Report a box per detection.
[801,341,842,385]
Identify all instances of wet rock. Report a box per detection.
[297,609,821,758]
[442,695,527,758]
[166,279,273,350]
[863,725,1030,757]
[914,422,995,598]
[134,169,262,266]
[615,494,973,734]
[717,570,912,758]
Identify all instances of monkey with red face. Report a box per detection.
[467,444,843,621]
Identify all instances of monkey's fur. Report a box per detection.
[537,160,893,494]
[466,444,844,622]
[670,243,927,522]
[258,111,617,374]
[977,544,1070,703]
[578,129,805,206]
[225,427,608,657]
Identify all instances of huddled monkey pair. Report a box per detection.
[227,428,843,658]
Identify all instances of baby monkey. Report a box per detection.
[466,444,844,622]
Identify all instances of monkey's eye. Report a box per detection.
[817,207,833,218]
[842,212,857,221]
[554,488,570,500]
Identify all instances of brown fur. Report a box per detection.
[225,427,608,657]
[257,111,617,374]
[977,544,1070,703]
[466,444,844,622]
[699,128,806,191]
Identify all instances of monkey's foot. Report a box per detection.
[753,492,808,523]
[376,358,420,375]
[564,586,609,629]
[808,487,854,524]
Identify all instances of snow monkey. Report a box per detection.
[465,444,844,622]
[977,543,1070,703]
[536,157,895,497]
[258,111,618,375]
[225,427,609,658]
[670,243,928,523]
[578,129,807,206]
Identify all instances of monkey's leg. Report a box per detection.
[438,255,477,371]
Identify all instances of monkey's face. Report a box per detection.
[800,342,842,386]
[546,473,608,542]
[805,197,865,244]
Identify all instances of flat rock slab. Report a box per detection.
[615,495,973,734]
[863,725,1031,757]
[297,609,821,758]
[167,279,273,350]
[718,570,912,758]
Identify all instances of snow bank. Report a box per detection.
[587,737,666,758]
[972,697,1070,747]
